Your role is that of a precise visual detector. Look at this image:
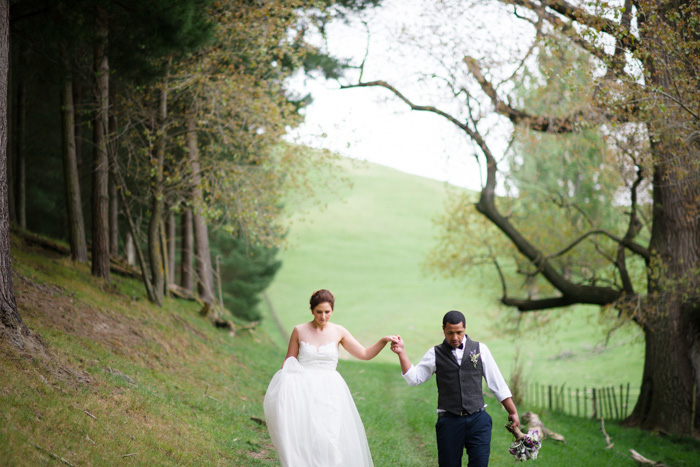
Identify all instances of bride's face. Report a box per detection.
[311,301,333,327]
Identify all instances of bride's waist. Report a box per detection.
[298,362,338,371]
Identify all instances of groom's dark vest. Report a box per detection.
[434,337,484,415]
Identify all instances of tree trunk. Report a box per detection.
[108,104,118,257]
[147,72,170,306]
[180,206,194,292]
[73,72,84,175]
[159,217,170,298]
[6,29,13,225]
[126,231,136,266]
[108,80,119,258]
[625,3,700,433]
[60,49,88,263]
[114,168,157,303]
[186,114,215,304]
[166,209,175,286]
[91,6,110,281]
[627,145,700,434]
[15,38,25,229]
[0,0,29,348]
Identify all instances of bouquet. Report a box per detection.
[505,421,542,462]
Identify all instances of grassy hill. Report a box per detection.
[2,215,698,465]
[2,159,697,466]
[264,158,645,396]
[2,235,283,465]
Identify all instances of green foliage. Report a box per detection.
[106,0,216,84]
[428,35,651,312]
[210,229,282,321]
[504,41,647,294]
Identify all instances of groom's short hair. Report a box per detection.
[442,310,466,328]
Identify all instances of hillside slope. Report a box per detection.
[2,234,282,466]
[2,203,697,466]
[265,158,644,391]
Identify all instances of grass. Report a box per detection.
[3,236,282,466]
[2,159,697,466]
[341,357,700,466]
[264,158,645,392]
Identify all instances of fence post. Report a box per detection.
[620,384,624,419]
[592,388,597,419]
[600,387,606,419]
[548,385,553,411]
[611,386,619,419]
[602,387,608,419]
[542,385,546,411]
[584,386,588,417]
[576,388,580,417]
[625,383,630,419]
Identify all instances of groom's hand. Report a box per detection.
[390,335,405,354]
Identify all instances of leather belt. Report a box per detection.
[438,407,485,418]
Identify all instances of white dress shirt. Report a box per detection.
[402,337,512,404]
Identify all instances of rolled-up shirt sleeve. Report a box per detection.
[402,347,436,386]
[479,342,512,402]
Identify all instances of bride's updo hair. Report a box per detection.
[310,289,335,310]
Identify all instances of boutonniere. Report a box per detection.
[469,349,481,368]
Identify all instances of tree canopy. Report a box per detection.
[2,0,382,340]
[342,0,700,435]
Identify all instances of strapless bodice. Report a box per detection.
[298,341,338,371]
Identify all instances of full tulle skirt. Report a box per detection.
[263,357,373,467]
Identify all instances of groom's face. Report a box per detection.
[443,322,466,348]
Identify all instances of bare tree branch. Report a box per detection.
[502,295,577,311]
[340,80,481,140]
[544,229,649,263]
[342,78,627,311]
[503,0,637,52]
[464,56,583,133]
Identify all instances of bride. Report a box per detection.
[263,289,397,467]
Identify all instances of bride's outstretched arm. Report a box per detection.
[340,328,397,361]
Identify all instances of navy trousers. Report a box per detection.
[435,409,492,467]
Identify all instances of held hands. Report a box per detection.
[390,335,405,354]
[383,335,400,346]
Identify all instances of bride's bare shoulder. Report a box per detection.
[331,323,350,337]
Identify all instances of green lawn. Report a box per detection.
[264,158,644,397]
[2,222,697,466]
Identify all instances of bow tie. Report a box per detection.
[457,343,464,349]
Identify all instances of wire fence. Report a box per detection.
[522,382,639,421]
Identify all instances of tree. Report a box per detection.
[0,0,29,348]
[90,4,110,281]
[343,0,700,435]
[210,229,281,322]
[60,46,88,263]
[5,0,378,315]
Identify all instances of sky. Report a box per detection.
[285,0,489,191]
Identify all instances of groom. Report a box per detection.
[390,310,519,467]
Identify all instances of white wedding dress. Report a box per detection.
[264,341,374,467]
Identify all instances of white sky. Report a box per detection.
[286,0,495,191]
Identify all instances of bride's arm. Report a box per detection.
[283,326,300,364]
[340,327,396,361]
